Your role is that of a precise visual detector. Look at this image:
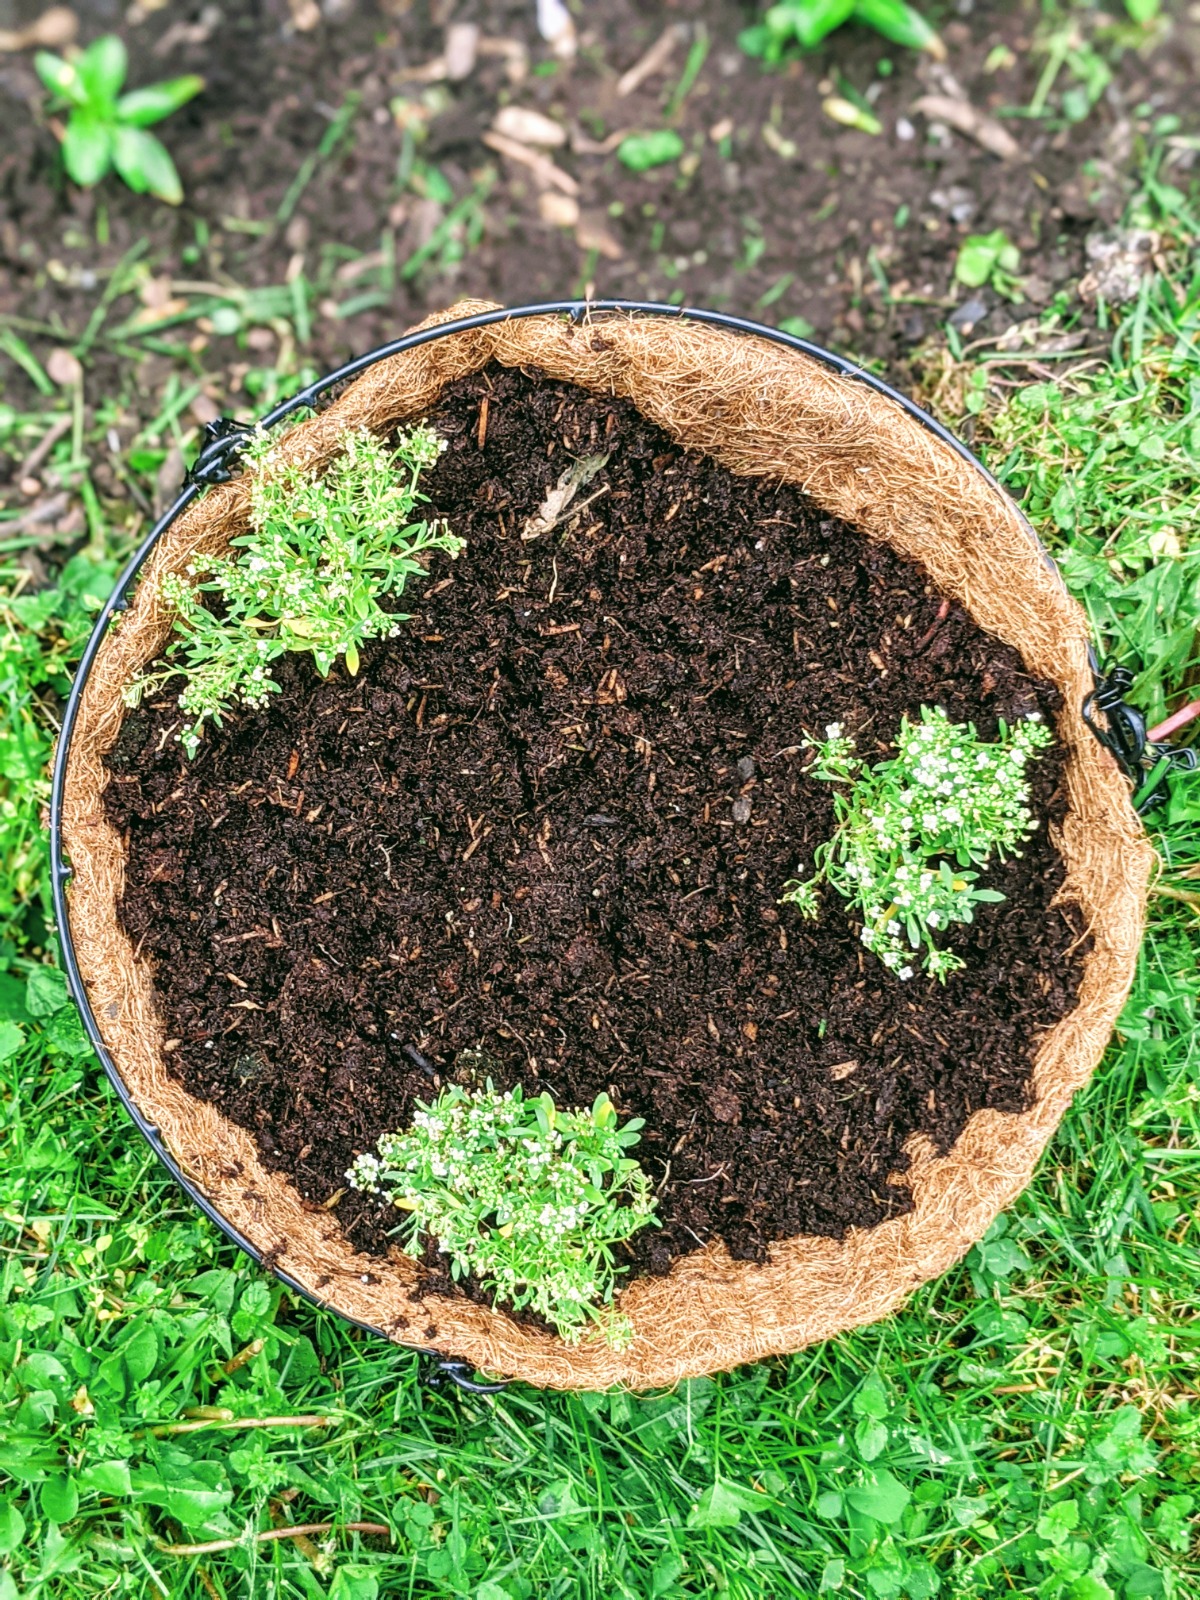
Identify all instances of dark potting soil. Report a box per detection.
[104,363,1087,1286]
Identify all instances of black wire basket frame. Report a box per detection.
[46,299,1187,1392]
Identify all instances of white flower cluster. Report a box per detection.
[347,1082,657,1348]
[782,705,1053,982]
[128,424,462,756]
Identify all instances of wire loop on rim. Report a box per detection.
[1082,664,1198,814]
[419,1356,509,1395]
[45,299,1171,1392]
[186,417,258,488]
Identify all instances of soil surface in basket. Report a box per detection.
[104,363,1087,1282]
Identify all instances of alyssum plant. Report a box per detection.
[783,706,1053,981]
[127,425,462,757]
[348,1085,658,1347]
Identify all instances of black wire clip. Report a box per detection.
[1082,664,1198,814]
[185,417,258,488]
[419,1354,509,1395]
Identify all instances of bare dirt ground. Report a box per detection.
[1,0,1197,446]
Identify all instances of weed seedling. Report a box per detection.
[35,34,203,206]
[348,1084,657,1347]
[739,0,944,62]
[783,706,1052,980]
[954,230,1024,301]
[127,425,462,756]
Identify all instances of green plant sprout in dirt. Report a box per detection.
[348,1085,657,1348]
[35,34,203,207]
[740,0,945,62]
[955,231,1025,303]
[783,708,1053,981]
[126,424,462,758]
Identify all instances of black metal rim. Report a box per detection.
[44,298,1161,1391]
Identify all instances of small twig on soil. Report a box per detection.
[913,598,951,652]
[1151,884,1200,910]
[222,1337,265,1374]
[481,130,579,195]
[18,414,72,482]
[145,1413,339,1438]
[616,23,685,96]
[195,1566,222,1600]
[156,1523,392,1557]
[911,95,1020,161]
[403,1043,438,1077]
[270,1496,326,1569]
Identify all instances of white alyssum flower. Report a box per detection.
[781,705,1053,982]
[129,424,464,755]
[346,1081,657,1348]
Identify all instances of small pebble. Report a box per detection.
[737,756,756,781]
[732,796,752,824]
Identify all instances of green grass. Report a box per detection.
[2,166,1199,1600]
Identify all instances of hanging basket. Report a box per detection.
[52,301,1152,1390]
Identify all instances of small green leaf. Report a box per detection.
[1125,0,1160,20]
[650,1554,684,1597]
[116,75,204,127]
[0,1501,25,1554]
[768,0,855,49]
[162,1485,233,1529]
[123,1324,159,1384]
[954,229,1021,289]
[79,1460,133,1497]
[112,126,183,204]
[0,1020,25,1062]
[1068,1577,1115,1600]
[1037,1497,1080,1546]
[62,111,114,189]
[617,131,685,172]
[852,1375,890,1419]
[855,1417,889,1460]
[852,0,944,55]
[687,1481,746,1529]
[39,1477,79,1525]
[77,34,128,107]
[778,315,816,339]
[34,50,82,103]
[737,23,772,56]
[330,1569,380,1600]
[25,966,69,1018]
[845,1468,911,1524]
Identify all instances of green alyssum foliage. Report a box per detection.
[740,0,944,61]
[35,34,203,206]
[348,1085,657,1347]
[783,706,1053,982]
[126,424,462,757]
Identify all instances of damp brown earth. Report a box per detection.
[102,362,1088,1298]
[1,0,1197,441]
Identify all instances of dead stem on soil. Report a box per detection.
[156,1523,392,1557]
